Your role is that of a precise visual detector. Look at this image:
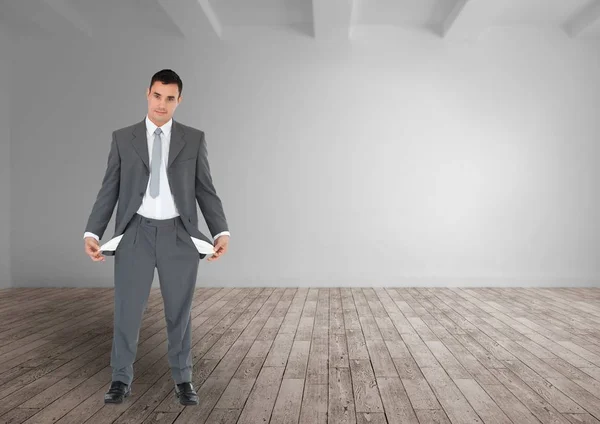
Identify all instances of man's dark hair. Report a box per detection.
[149,69,183,98]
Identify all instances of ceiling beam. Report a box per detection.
[157,0,222,41]
[438,0,497,40]
[197,0,222,38]
[440,0,469,37]
[565,0,600,37]
[312,0,355,41]
[42,0,93,38]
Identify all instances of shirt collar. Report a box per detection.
[145,115,172,137]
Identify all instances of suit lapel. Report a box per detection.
[168,120,186,169]
[130,118,186,171]
[131,119,149,170]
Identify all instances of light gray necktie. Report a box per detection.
[149,127,162,198]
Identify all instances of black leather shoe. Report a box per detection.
[175,382,199,405]
[104,381,131,404]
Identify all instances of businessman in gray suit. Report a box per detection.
[83,69,229,405]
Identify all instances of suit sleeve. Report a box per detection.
[195,132,229,237]
[84,131,121,239]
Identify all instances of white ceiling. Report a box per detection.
[355,0,455,26]
[1,0,599,41]
[209,0,312,26]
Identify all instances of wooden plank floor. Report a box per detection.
[0,287,599,424]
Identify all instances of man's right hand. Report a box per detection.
[84,237,106,262]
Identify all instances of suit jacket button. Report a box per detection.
[139,192,144,196]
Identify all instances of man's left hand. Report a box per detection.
[208,235,229,261]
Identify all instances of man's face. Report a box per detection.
[146,82,181,125]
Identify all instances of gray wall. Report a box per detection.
[0,25,12,289]
[9,28,600,287]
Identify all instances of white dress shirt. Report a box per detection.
[84,115,230,243]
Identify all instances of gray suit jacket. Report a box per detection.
[84,118,228,259]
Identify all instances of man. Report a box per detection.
[83,69,230,406]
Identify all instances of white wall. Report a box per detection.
[0,25,12,288]
[9,27,600,287]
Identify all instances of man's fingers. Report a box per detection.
[87,248,105,261]
[85,242,99,253]
[84,239,104,261]
[207,243,227,262]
